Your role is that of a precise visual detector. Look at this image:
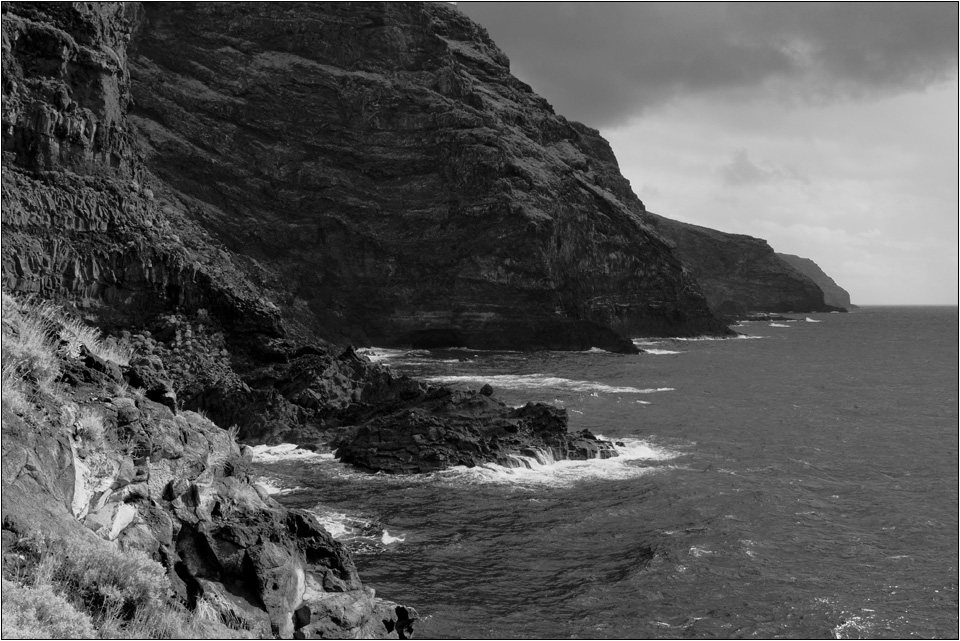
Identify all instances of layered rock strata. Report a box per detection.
[2,5,655,634]
[127,1,729,351]
[644,213,842,318]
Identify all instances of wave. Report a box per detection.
[356,347,430,363]
[304,505,406,552]
[805,317,822,323]
[769,323,791,328]
[642,348,683,355]
[423,374,675,395]
[655,334,763,341]
[255,477,302,496]
[249,443,329,463]
[437,438,681,488]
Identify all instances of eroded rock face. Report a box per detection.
[644,212,842,318]
[1,2,140,177]
[1,335,416,639]
[776,253,854,310]
[127,1,728,351]
[335,389,618,474]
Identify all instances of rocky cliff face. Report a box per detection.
[126,1,728,351]
[4,4,677,634]
[644,213,841,318]
[1,295,416,638]
[776,253,854,310]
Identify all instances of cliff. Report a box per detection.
[125,2,728,351]
[644,212,842,318]
[3,3,700,635]
[776,253,854,310]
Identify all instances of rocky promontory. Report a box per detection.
[644,212,844,318]
[776,253,854,310]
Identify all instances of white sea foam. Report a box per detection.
[249,443,329,463]
[439,437,681,487]
[255,477,303,495]
[805,317,822,323]
[660,334,763,341]
[356,347,429,363]
[769,323,791,328]
[381,530,405,545]
[642,348,683,355]
[423,374,675,395]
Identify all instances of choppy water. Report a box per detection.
[257,307,959,639]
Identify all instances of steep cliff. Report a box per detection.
[776,253,854,310]
[4,3,689,634]
[126,1,728,351]
[644,212,841,318]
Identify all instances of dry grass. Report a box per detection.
[4,532,253,639]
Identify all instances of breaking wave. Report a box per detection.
[439,437,681,488]
[305,506,405,550]
[423,374,675,395]
[249,443,329,463]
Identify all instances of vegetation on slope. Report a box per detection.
[1,293,251,638]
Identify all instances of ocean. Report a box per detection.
[255,306,959,639]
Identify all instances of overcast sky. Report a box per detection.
[458,2,958,305]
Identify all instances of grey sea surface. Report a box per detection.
[257,306,959,639]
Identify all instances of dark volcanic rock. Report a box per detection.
[776,253,854,310]
[335,389,617,474]
[1,315,417,638]
[127,1,729,350]
[644,212,841,318]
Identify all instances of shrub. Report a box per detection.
[53,540,170,620]
[74,405,106,446]
[2,534,251,639]
[1,579,98,639]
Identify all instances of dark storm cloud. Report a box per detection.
[456,2,959,127]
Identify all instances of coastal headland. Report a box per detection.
[1,2,850,637]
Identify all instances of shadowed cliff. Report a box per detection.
[644,212,843,318]
[126,1,729,351]
[777,253,854,310]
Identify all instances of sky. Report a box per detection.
[457,2,959,305]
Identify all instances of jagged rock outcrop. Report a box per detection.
[776,253,854,310]
[644,212,842,318]
[126,1,729,351]
[335,390,617,474]
[1,296,416,639]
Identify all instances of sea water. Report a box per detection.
[256,307,958,639]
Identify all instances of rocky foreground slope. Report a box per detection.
[645,213,844,318]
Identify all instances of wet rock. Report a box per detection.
[336,389,617,474]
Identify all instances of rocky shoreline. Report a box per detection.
[1,2,853,637]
